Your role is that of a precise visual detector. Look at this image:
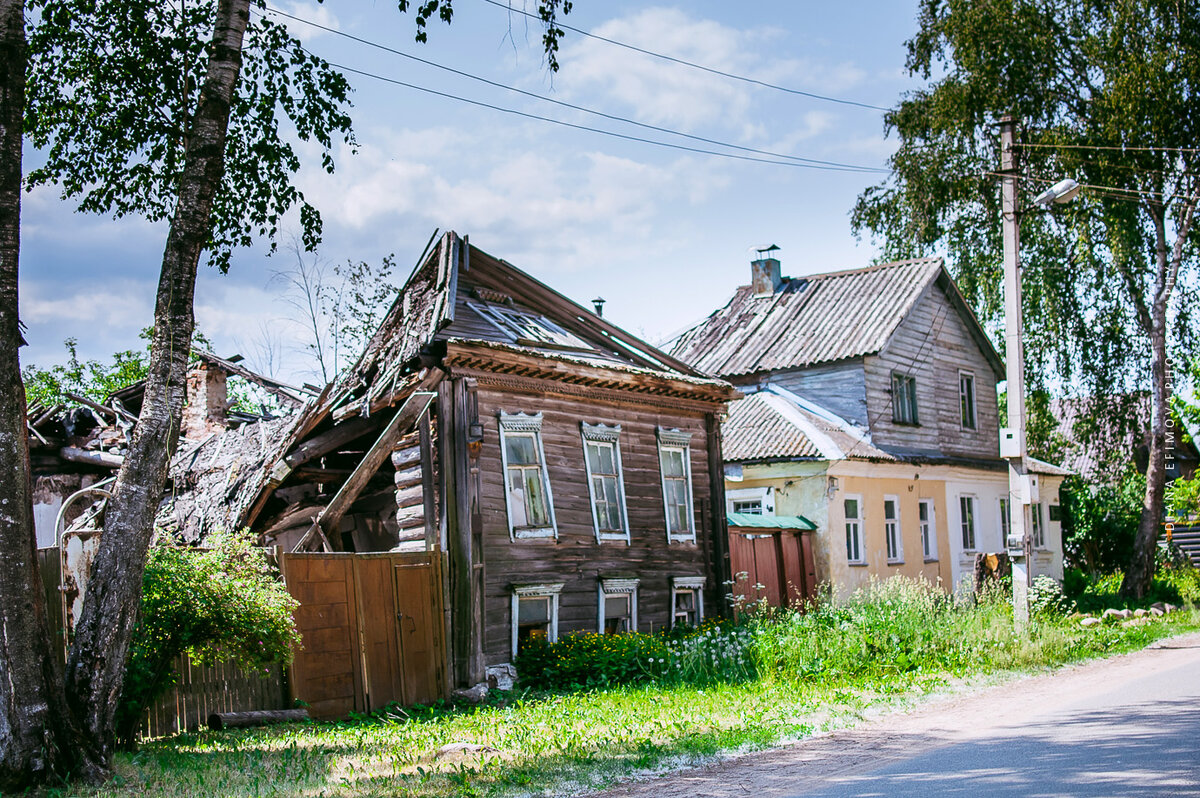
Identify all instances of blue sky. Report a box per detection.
[19,1,924,384]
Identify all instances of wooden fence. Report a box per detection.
[37,547,288,739]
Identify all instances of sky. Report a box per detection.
[19,0,925,386]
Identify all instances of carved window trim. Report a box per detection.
[671,576,706,627]
[580,422,630,544]
[597,576,639,634]
[498,412,557,540]
[656,427,696,544]
[511,582,563,659]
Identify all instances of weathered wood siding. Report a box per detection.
[759,361,868,427]
[864,283,1000,458]
[473,386,718,667]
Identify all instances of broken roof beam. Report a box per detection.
[293,390,436,552]
[64,391,136,424]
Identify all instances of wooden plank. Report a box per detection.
[393,464,423,490]
[354,556,405,711]
[395,562,444,704]
[419,412,439,550]
[295,393,435,552]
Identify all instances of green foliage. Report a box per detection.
[1065,557,1200,611]
[1166,476,1200,522]
[116,530,299,748]
[23,337,148,407]
[1060,469,1146,573]
[517,622,756,691]
[23,329,216,408]
[852,0,1200,447]
[1028,574,1072,617]
[25,0,355,272]
[398,0,575,71]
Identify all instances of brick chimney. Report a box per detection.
[751,245,782,297]
[182,362,229,440]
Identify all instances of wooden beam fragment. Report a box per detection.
[296,391,435,552]
[60,446,124,469]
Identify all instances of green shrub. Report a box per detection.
[1061,470,1145,573]
[1028,575,1072,617]
[116,530,299,748]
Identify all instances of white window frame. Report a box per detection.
[919,498,937,562]
[511,582,563,659]
[498,412,558,540]
[727,486,773,516]
[959,494,978,552]
[657,427,696,544]
[580,422,631,544]
[884,495,904,564]
[597,577,640,634]
[1031,502,1046,549]
[959,370,977,430]
[671,576,706,627]
[468,300,592,350]
[892,371,919,425]
[844,494,865,565]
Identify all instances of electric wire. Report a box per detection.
[320,58,887,172]
[263,5,888,173]
[476,0,890,112]
[1017,143,1200,154]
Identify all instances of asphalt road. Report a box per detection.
[594,632,1200,798]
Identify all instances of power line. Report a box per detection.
[476,0,891,112]
[320,58,888,173]
[263,5,887,173]
[1018,143,1200,154]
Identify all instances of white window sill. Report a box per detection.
[887,558,905,565]
[668,534,697,544]
[848,561,868,567]
[597,533,630,544]
[513,527,556,540]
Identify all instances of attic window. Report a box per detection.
[469,301,593,351]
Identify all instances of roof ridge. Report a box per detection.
[725,256,944,294]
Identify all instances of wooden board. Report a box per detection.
[395,560,446,704]
[282,554,362,719]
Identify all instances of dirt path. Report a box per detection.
[590,632,1200,797]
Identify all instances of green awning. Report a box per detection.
[727,513,816,531]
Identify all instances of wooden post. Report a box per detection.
[419,411,438,550]
[705,412,732,617]
[447,378,482,687]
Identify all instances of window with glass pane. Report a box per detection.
[919,499,936,560]
[660,446,692,537]
[505,432,550,529]
[732,499,763,514]
[516,596,551,652]
[959,372,977,429]
[884,497,902,562]
[603,593,632,634]
[1032,503,1045,548]
[673,589,698,626]
[892,372,918,424]
[960,496,977,550]
[473,303,592,350]
[844,497,863,563]
[585,438,624,534]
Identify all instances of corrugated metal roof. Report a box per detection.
[671,258,945,377]
[722,391,822,461]
[727,513,816,530]
[722,389,897,463]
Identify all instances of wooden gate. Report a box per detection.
[280,551,446,719]
[729,528,817,611]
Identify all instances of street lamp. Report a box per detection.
[997,116,1078,625]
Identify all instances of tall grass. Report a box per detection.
[72,573,1200,798]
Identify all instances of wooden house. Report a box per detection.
[671,251,1070,599]
[168,232,738,707]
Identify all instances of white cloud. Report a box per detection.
[552,8,868,136]
[271,1,340,40]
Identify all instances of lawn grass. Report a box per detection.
[62,579,1200,798]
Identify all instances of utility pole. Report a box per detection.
[998,115,1032,626]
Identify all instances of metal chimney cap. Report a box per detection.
[751,244,781,257]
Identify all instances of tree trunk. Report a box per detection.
[62,0,252,779]
[0,1,71,788]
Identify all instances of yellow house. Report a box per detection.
[673,252,1069,598]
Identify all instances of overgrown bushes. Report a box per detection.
[517,569,1200,695]
[115,530,299,748]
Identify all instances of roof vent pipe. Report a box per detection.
[751,244,782,297]
[592,297,606,317]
